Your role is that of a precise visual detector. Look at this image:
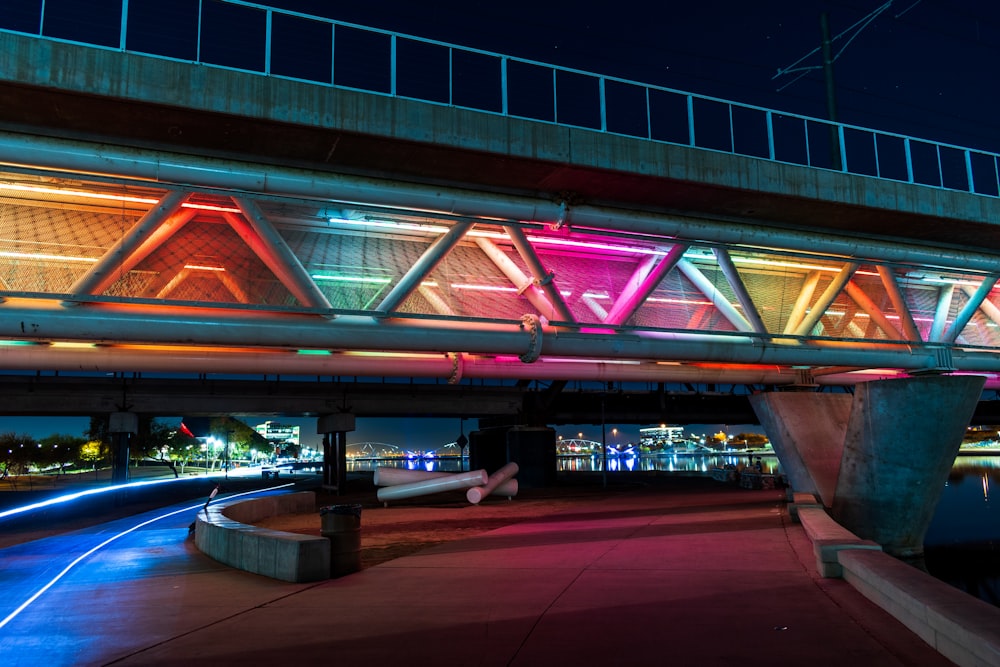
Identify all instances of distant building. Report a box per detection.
[639,425,684,450]
[254,420,300,453]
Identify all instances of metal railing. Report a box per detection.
[4,0,1000,197]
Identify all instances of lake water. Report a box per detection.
[924,456,1000,607]
[351,452,1000,606]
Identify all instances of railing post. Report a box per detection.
[552,68,558,124]
[728,104,735,153]
[936,145,944,188]
[904,138,914,183]
[645,87,652,140]
[687,95,695,147]
[330,22,335,86]
[196,0,204,64]
[119,0,129,51]
[501,57,508,116]
[390,34,397,97]
[965,149,975,194]
[804,119,812,167]
[599,77,607,132]
[448,48,453,106]
[766,111,775,160]
[873,132,880,178]
[837,124,847,171]
[264,10,272,75]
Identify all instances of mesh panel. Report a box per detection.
[420,245,533,320]
[740,269,803,334]
[107,219,294,305]
[633,270,738,331]
[0,200,138,293]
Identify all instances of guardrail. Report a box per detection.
[4,0,999,197]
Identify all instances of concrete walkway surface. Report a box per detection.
[1,476,957,666]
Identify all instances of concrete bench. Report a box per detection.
[194,490,330,583]
[787,491,824,522]
[840,549,1000,667]
[797,506,881,577]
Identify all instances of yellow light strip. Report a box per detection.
[342,351,449,359]
[0,183,240,212]
[0,251,96,263]
[0,183,159,204]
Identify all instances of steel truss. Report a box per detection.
[1,133,999,388]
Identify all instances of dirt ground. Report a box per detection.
[254,477,660,569]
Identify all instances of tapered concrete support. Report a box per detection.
[831,374,985,558]
[749,392,851,506]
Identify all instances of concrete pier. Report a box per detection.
[749,391,851,506]
[831,374,985,557]
[754,375,986,558]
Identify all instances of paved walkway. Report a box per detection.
[1,477,955,666]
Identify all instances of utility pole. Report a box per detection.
[820,13,841,169]
[773,2,899,169]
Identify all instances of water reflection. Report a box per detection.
[926,457,999,547]
[347,453,780,475]
[923,456,1000,608]
[347,457,465,473]
[556,453,781,474]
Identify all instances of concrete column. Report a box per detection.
[831,374,985,558]
[109,412,138,485]
[318,413,356,494]
[749,392,852,506]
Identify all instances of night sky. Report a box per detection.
[265,0,1000,151]
[5,1,998,444]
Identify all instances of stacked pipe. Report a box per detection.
[374,464,519,506]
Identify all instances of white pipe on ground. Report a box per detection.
[466,462,520,504]
[374,467,518,497]
[375,469,488,504]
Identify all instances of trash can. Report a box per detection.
[319,504,362,576]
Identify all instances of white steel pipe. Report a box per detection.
[467,462,520,504]
[0,343,945,386]
[374,467,518,497]
[1,296,989,372]
[375,469,488,503]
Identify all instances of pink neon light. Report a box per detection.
[452,284,518,292]
[524,236,664,256]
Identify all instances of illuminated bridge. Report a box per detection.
[4,2,1000,417]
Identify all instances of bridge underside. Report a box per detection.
[5,375,1000,427]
